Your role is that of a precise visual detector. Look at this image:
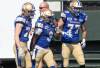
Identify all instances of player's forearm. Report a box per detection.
[57,18,64,27]
[30,36,35,51]
[15,36,21,48]
[81,23,87,39]
[82,30,87,39]
[30,34,39,51]
[15,23,23,48]
[14,32,21,48]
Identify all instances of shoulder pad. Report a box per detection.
[15,16,26,23]
[38,17,44,22]
[64,10,70,14]
[35,19,43,28]
[61,12,66,18]
[81,11,88,21]
[61,10,70,18]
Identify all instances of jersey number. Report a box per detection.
[66,24,80,38]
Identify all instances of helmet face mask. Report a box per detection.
[73,7,82,13]
[22,2,35,18]
[28,9,35,18]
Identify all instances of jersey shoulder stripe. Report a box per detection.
[61,10,70,18]
[15,16,26,24]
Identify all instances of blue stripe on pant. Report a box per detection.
[32,48,38,68]
[16,47,21,67]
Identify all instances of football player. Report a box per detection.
[13,2,35,68]
[30,2,57,68]
[30,8,56,68]
[57,0,88,68]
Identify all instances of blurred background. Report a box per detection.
[0,0,100,68]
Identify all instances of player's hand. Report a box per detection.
[18,47,25,57]
[56,27,62,34]
[81,39,86,48]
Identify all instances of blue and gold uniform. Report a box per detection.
[14,15,32,68]
[61,10,87,43]
[61,8,88,67]
[13,2,35,68]
[32,16,56,68]
[34,17,55,48]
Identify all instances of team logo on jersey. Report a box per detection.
[69,20,80,24]
[67,17,72,21]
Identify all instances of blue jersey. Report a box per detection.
[61,10,87,43]
[15,15,32,42]
[34,17,55,48]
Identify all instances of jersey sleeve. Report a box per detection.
[82,12,88,24]
[34,18,44,35]
[15,16,26,25]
